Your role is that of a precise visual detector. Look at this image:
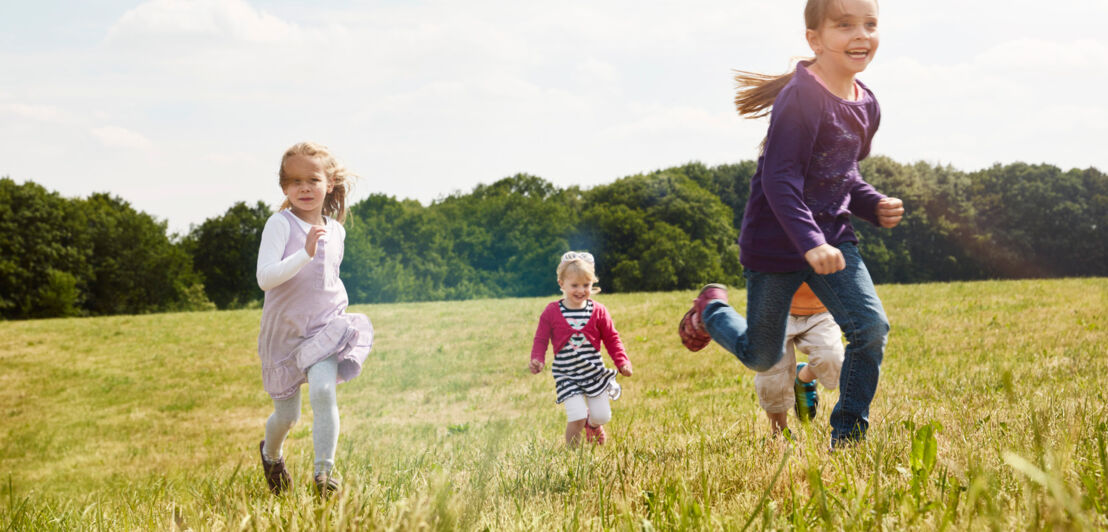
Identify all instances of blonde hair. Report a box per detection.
[734,0,875,118]
[278,141,356,224]
[557,254,601,294]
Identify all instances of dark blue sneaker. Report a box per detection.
[794,363,818,421]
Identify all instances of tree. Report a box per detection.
[0,179,210,319]
[0,178,91,319]
[347,193,466,302]
[340,208,424,303]
[856,157,983,283]
[581,172,742,291]
[185,201,272,309]
[80,193,206,315]
[436,174,576,297]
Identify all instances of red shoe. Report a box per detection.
[678,284,728,351]
[585,422,606,445]
[259,440,291,495]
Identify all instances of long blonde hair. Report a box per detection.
[278,141,356,224]
[734,0,872,118]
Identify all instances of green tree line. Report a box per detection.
[0,180,211,319]
[2,157,1105,319]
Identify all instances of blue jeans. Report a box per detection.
[703,242,889,443]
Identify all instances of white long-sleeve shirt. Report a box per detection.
[255,211,344,291]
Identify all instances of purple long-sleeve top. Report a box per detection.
[738,62,886,272]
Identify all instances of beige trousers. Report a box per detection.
[753,311,845,414]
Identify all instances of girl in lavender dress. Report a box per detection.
[255,142,373,497]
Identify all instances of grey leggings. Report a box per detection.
[261,356,339,475]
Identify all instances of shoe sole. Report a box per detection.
[679,307,711,351]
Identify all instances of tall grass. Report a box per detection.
[1,278,1106,530]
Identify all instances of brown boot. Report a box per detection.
[259,440,291,494]
[314,471,341,498]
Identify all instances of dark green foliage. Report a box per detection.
[78,193,205,316]
[0,178,209,319]
[341,199,431,303]
[435,174,577,298]
[344,174,579,302]
[963,163,1107,277]
[579,170,742,292]
[183,201,272,309]
[339,172,743,303]
[337,158,1106,302]
[672,160,757,229]
[855,157,986,283]
[0,179,91,319]
[4,157,1107,317]
[855,158,1108,283]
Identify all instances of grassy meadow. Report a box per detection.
[1,278,1107,530]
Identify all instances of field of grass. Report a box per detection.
[1,278,1107,530]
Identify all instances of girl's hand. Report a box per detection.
[618,363,633,377]
[304,226,327,258]
[876,197,904,228]
[529,359,544,374]
[804,244,845,275]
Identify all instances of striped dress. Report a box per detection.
[551,300,617,404]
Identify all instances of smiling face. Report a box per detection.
[806,0,880,79]
[558,273,594,309]
[281,154,333,221]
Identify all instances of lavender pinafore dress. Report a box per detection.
[257,210,374,400]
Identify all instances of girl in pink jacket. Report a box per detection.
[530,251,632,446]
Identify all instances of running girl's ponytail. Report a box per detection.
[734,69,805,119]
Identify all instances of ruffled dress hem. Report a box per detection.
[265,313,374,400]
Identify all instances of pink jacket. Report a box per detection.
[530,300,630,369]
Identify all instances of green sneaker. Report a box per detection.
[794,363,818,421]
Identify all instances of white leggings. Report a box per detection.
[261,356,339,475]
[563,393,612,425]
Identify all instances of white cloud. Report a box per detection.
[3,0,1107,235]
[976,38,1108,79]
[203,151,262,166]
[868,37,1108,170]
[575,58,620,86]
[106,0,302,44]
[91,126,154,150]
[1,103,70,123]
[603,105,733,138]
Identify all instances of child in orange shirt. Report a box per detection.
[754,283,844,436]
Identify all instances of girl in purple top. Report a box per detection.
[256,142,374,496]
[678,0,903,447]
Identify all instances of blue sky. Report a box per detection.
[3,0,1106,234]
